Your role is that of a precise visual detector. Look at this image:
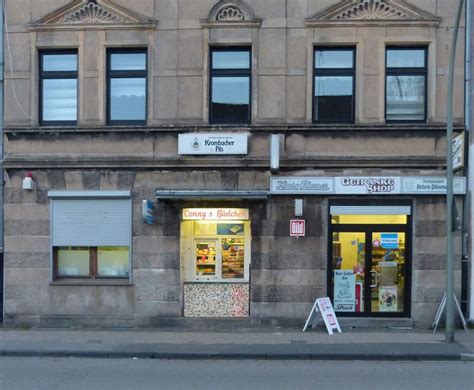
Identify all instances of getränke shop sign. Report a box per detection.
[182,208,249,221]
[335,177,400,194]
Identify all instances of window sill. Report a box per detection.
[51,278,132,286]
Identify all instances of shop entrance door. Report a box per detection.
[329,213,410,317]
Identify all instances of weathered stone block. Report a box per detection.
[251,252,326,270]
[133,252,180,269]
[4,252,50,269]
[415,220,446,237]
[178,29,203,70]
[5,236,50,253]
[250,302,313,318]
[5,220,50,236]
[82,171,101,190]
[258,76,286,119]
[252,269,324,286]
[251,285,324,303]
[134,268,180,285]
[259,28,286,69]
[136,284,180,302]
[178,76,203,119]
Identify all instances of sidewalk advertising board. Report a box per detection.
[303,297,342,335]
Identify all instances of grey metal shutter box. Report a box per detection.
[330,206,411,215]
[51,199,132,247]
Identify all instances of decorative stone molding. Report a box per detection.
[202,0,262,28]
[60,1,125,24]
[216,6,245,22]
[306,0,440,27]
[31,0,157,30]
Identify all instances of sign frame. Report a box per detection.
[178,133,248,155]
[290,219,306,237]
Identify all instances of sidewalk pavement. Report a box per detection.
[1,324,473,361]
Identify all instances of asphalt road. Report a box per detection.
[0,358,472,390]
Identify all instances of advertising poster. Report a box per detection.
[334,270,356,312]
[379,286,398,312]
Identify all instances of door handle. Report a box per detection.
[370,270,378,288]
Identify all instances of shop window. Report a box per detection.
[55,246,129,278]
[49,193,132,281]
[209,47,251,124]
[107,49,147,125]
[313,48,355,123]
[39,51,78,126]
[385,47,427,122]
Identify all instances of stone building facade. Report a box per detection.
[2,0,467,327]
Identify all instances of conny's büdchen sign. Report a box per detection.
[178,133,248,155]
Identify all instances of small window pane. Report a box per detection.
[111,53,146,70]
[212,51,250,69]
[97,247,129,277]
[43,54,77,72]
[315,50,353,69]
[212,76,249,122]
[42,79,77,121]
[314,76,353,122]
[387,49,425,68]
[57,247,90,277]
[386,75,425,121]
[110,78,146,121]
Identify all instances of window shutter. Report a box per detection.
[51,198,132,247]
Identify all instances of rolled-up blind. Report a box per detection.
[330,205,411,215]
[51,198,132,247]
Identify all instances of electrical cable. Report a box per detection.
[3,0,34,121]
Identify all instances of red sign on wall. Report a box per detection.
[290,219,305,237]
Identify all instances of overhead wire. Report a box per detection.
[3,0,34,121]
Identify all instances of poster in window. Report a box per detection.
[333,270,356,312]
[217,223,244,235]
[379,286,398,312]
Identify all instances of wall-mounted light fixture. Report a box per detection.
[270,134,280,173]
[22,172,34,191]
[294,199,303,217]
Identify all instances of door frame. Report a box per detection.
[327,201,413,318]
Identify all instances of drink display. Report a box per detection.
[221,238,245,278]
[195,242,216,276]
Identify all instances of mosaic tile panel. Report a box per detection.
[184,282,249,317]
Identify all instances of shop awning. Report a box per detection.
[154,190,269,200]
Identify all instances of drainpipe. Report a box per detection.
[467,0,474,322]
[0,0,4,321]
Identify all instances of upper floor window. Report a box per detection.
[313,48,355,123]
[107,49,147,125]
[210,47,251,124]
[40,51,78,126]
[385,47,427,122]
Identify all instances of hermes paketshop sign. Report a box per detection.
[270,177,334,194]
[178,133,248,155]
[182,208,249,221]
[335,177,401,194]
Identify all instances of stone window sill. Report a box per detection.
[51,278,132,287]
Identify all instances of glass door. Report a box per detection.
[369,232,406,314]
[331,232,366,313]
[329,215,410,317]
